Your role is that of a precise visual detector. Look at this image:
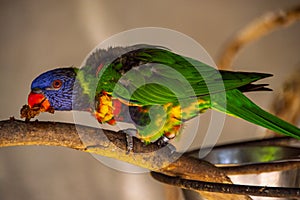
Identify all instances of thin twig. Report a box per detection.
[151,172,300,198]
[187,136,300,149]
[186,136,300,175]
[221,161,300,175]
[218,5,300,69]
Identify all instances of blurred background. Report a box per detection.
[0,0,300,199]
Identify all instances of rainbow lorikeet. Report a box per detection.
[24,45,300,151]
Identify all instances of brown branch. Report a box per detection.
[151,172,300,198]
[218,5,300,69]
[0,118,251,200]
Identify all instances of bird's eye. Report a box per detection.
[52,80,62,89]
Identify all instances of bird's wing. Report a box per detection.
[102,47,272,106]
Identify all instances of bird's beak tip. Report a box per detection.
[28,91,51,111]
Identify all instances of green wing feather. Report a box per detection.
[211,89,300,139]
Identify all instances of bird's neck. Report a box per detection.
[71,78,92,111]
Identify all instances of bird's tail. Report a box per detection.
[211,89,300,139]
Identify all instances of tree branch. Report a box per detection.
[0,118,252,200]
[0,118,223,176]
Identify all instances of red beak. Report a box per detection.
[28,91,51,111]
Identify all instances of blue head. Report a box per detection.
[29,68,76,111]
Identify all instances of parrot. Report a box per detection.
[24,44,300,152]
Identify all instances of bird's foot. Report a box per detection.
[120,128,137,154]
[157,136,176,154]
[157,136,170,147]
[126,134,133,154]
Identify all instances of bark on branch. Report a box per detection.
[0,118,226,177]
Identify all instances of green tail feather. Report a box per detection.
[212,89,300,139]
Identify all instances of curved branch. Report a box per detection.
[218,4,300,69]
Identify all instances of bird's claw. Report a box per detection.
[126,134,133,154]
[120,129,177,154]
[120,128,137,154]
[157,136,170,147]
[157,136,176,154]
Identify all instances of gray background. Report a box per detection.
[0,0,300,199]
